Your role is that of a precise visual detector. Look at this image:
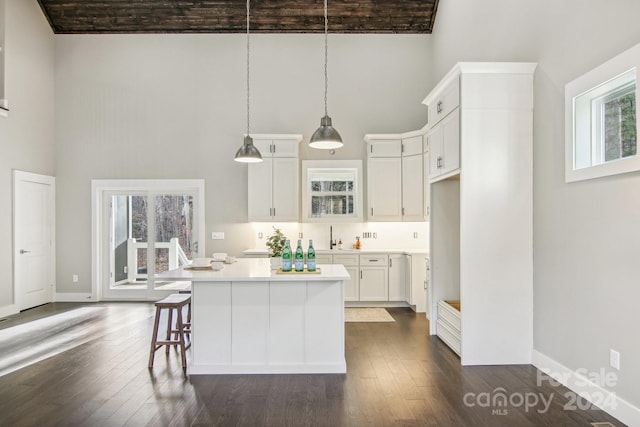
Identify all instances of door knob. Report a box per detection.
[20,249,31,254]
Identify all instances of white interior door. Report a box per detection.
[13,171,55,311]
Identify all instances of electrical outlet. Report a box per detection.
[72,274,78,283]
[373,232,377,239]
[299,232,304,239]
[610,349,620,370]
[258,232,263,239]
[413,232,418,239]
[211,232,225,240]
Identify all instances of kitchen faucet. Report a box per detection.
[330,225,336,250]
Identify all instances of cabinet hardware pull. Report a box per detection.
[437,156,443,168]
[360,270,363,279]
[371,208,374,216]
[402,207,405,216]
[273,207,276,216]
[437,101,443,113]
[370,145,373,154]
[368,259,379,262]
[389,259,393,267]
[401,143,404,153]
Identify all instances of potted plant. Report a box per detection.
[265,227,287,269]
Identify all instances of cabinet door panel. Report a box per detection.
[360,267,388,301]
[428,125,443,181]
[402,154,424,221]
[402,135,423,156]
[272,139,299,157]
[368,158,402,221]
[248,158,273,222]
[441,108,460,176]
[272,157,299,221]
[253,139,273,156]
[369,140,402,157]
[343,265,359,301]
[423,145,430,220]
[388,255,407,302]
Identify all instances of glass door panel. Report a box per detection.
[153,194,194,290]
[110,194,149,290]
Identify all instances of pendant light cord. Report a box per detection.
[324,0,328,117]
[246,0,251,136]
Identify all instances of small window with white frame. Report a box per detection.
[566,43,640,182]
[302,160,363,222]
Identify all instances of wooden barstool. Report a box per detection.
[178,288,192,329]
[148,293,192,372]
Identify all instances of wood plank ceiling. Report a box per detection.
[36,0,439,34]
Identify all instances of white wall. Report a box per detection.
[430,0,640,410]
[54,34,430,293]
[0,0,55,313]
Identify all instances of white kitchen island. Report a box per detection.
[157,258,350,375]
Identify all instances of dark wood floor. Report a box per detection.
[0,303,624,427]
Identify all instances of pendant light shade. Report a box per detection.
[310,115,342,149]
[234,0,263,163]
[234,135,262,163]
[311,0,343,150]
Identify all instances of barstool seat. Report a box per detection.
[148,293,191,373]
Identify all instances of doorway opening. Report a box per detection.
[92,180,205,301]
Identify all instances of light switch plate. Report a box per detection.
[211,232,225,240]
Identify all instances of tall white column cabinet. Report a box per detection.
[247,134,302,222]
[425,62,536,366]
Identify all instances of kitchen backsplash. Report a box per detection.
[249,222,429,251]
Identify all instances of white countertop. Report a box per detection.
[242,248,429,256]
[157,258,351,282]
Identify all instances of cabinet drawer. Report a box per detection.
[428,76,460,127]
[315,254,333,264]
[368,140,402,158]
[402,135,423,156]
[437,318,461,356]
[438,300,461,332]
[332,254,359,266]
[359,254,389,266]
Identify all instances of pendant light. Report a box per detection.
[309,0,343,149]
[234,0,263,163]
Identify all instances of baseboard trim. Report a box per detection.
[0,304,19,318]
[532,349,640,426]
[55,293,94,302]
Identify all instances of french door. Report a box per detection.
[93,180,205,301]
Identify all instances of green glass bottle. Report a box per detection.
[282,240,292,272]
[307,240,316,272]
[294,239,304,271]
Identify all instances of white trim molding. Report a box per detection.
[0,304,19,318]
[532,350,640,426]
[55,293,94,302]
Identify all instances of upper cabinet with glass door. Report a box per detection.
[302,160,363,222]
[565,42,640,182]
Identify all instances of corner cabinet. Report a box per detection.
[365,130,428,222]
[426,62,537,365]
[247,134,302,222]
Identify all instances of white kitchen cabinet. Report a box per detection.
[388,254,407,302]
[253,138,299,158]
[407,254,428,314]
[367,157,402,221]
[423,140,430,220]
[359,254,388,301]
[401,144,424,220]
[427,74,460,127]
[428,108,460,182]
[247,134,302,222]
[333,254,360,302]
[425,62,536,365]
[365,131,427,222]
[368,139,402,157]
